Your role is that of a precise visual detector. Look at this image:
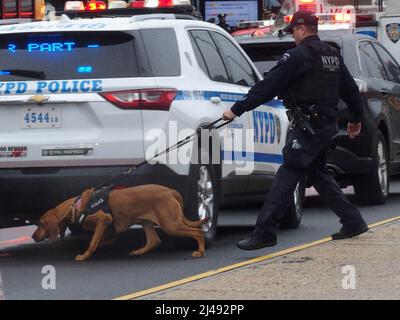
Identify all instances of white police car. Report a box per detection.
[0,6,302,243]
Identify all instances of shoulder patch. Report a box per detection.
[278,53,291,65]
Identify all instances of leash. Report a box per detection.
[93,117,233,190]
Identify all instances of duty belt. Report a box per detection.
[301,105,337,127]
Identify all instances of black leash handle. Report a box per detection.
[93,117,234,189]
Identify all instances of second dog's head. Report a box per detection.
[32,189,93,242]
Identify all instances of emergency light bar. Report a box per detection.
[85,1,107,11]
[65,0,191,10]
[298,0,316,13]
[284,15,293,23]
[283,12,354,31]
[316,13,352,31]
[64,1,84,11]
[63,0,196,18]
[108,1,128,9]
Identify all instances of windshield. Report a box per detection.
[0,32,138,81]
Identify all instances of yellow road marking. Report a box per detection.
[113,215,400,300]
[367,216,400,228]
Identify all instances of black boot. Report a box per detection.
[331,224,369,240]
[237,232,277,250]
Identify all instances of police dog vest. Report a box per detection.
[77,185,113,225]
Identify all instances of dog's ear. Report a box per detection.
[59,217,68,240]
[53,197,76,220]
[79,188,94,213]
[45,216,60,241]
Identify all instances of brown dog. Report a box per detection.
[32,184,207,261]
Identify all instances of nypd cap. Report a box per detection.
[283,10,319,34]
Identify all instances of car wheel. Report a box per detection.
[186,159,219,248]
[354,131,389,205]
[279,177,305,229]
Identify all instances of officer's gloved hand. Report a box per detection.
[223,110,237,121]
[347,122,362,139]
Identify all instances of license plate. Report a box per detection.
[21,107,62,129]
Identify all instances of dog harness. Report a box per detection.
[72,185,114,225]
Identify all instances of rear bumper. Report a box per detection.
[0,163,190,218]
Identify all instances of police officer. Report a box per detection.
[222,10,369,250]
[217,14,231,32]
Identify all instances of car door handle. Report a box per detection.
[210,96,221,104]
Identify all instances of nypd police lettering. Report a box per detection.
[321,55,340,71]
[0,80,102,94]
[253,111,276,144]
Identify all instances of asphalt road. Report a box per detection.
[1,178,400,300]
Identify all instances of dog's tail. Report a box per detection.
[172,190,209,228]
[183,216,209,228]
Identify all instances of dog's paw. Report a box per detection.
[191,250,204,258]
[75,254,87,262]
[129,250,142,257]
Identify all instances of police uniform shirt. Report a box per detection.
[231,35,363,123]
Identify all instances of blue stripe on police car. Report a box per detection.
[175,90,284,109]
[221,150,283,164]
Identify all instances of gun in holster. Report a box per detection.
[285,88,316,136]
[286,104,316,136]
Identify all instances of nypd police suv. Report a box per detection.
[0,9,302,243]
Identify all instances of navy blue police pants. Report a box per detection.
[255,120,367,238]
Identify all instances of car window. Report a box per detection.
[358,41,387,80]
[188,30,230,83]
[188,31,209,77]
[372,43,400,83]
[0,31,139,81]
[140,28,181,77]
[210,32,257,87]
[239,42,295,76]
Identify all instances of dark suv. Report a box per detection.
[237,31,400,205]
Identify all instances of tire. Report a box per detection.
[354,131,389,205]
[186,159,219,248]
[279,177,305,229]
